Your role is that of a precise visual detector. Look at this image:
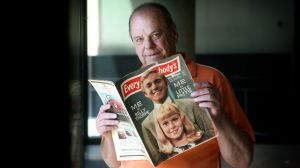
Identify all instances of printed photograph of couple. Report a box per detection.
[139,70,216,165]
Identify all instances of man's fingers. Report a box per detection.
[192,94,216,102]
[98,119,119,127]
[99,104,111,113]
[97,112,118,121]
[194,81,212,89]
[96,114,119,135]
[96,125,118,135]
[96,104,119,135]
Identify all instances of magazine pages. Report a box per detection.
[89,53,218,167]
[115,54,218,166]
[88,80,148,161]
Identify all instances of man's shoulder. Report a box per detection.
[196,64,227,82]
[141,109,156,126]
[173,98,207,113]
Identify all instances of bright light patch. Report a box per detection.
[88,118,99,137]
[87,0,135,56]
[87,0,100,56]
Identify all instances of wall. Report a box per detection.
[196,0,294,54]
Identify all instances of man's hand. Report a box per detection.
[96,104,121,168]
[96,104,119,138]
[191,81,221,117]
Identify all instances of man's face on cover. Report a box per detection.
[142,72,168,104]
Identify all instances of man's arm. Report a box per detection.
[212,111,253,168]
[96,104,121,168]
[191,81,253,168]
[100,133,121,168]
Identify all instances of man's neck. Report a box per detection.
[153,96,173,109]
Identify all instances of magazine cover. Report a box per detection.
[115,53,218,166]
[88,80,148,161]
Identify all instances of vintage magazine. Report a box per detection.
[89,53,218,167]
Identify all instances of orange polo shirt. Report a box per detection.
[119,53,255,168]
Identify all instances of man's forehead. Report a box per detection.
[133,7,162,19]
[131,9,166,28]
[144,73,161,79]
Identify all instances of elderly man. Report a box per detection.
[96,2,255,168]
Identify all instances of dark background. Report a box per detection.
[7,0,297,167]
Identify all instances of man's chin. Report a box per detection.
[145,55,164,64]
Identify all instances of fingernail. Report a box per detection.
[190,92,196,97]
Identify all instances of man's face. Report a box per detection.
[142,73,168,104]
[130,9,178,65]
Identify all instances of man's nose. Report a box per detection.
[144,38,154,49]
[152,82,159,90]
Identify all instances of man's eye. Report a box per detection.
[135,38,143,43]
[152,33,161,39]
[154,79,162,84]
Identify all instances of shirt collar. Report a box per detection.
[179,52,197,78]
[153,96,172,109]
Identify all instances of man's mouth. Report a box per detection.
[144,51,162,57]
[152,89,161,95]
